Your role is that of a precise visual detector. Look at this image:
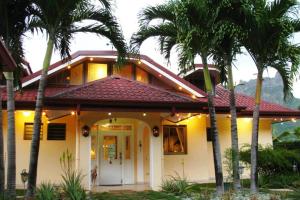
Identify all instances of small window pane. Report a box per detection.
[24,123,43,140]
[136,67,149,83]
[87,63,107,82]
[163,125,187,155]
[125,136,130,159]
[47,123,66,140]
[103,136,117,160]
[113,64,132,79]
[70,64,83,85]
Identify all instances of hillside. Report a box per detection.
[235,73,300,137]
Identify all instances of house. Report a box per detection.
[1,51,300,190]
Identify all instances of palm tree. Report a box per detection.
[131,0,225,194]
[241,0,300,193]
[26,0,127,197]
[0,0,32,198]
[0,75,4,198]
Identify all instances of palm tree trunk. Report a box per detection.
[3,72,16,199]
[250,70,263,194]
[202,56,224,195]
[26,38,54,198]
[0,76,5,198]
[227,63,241,191]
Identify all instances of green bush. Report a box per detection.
[36,182,58,200]
[162,176,190,196]
[62,171,86,200]
[239,145,300,176]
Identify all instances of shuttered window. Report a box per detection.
[47,123,66,140]
[24,123,43,140]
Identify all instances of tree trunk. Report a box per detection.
[202,56,224,195]
[0,76,5,198]
[26,39,54,198]
[250,71,263,194]
[3,72,16,199]
[227,64,241,191]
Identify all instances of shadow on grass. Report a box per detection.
[91,191,178,200]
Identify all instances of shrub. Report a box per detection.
[239,145,300,176]
[161,176,190,196]
[62,171,86,200]
[36,182,58,200]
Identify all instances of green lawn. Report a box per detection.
[91,191,178,200]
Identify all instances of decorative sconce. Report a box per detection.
[82,125,90,137]
[20,169,29,194]
[152,126,159,137]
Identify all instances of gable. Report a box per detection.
[21,51,205,98]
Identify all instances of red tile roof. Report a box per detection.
[215,85,300,116]
[50,76,205,104]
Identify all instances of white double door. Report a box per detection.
[98,132,134,185]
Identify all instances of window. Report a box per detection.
[47,123,66,140]
[163,125,187,155]
[24,123,43,140]
[87,63,108,82]
[113,64,132,79]
[136,67,149,83]
[103,136,117,160]
[206,127,213,142]
[70,64,83,85]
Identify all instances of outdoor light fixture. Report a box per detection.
[20,169,29,196]
[67,65,71,69]
[292,118,297,123]
[108,112,112,116]
[89,57,94,61]
[82,125,90,137]
[152,126,159,137]
[178,86,182,90]
[22,111,30,117]
[42,111,46,116]
[137,60,142,65]
[192,95,196,99]
[71,111,75,115]
[143,113,147,117]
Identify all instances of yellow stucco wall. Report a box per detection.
[2,110,76,187]
[162,115,273,182]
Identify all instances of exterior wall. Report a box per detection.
[162,115,273,182]
[3,110,76,188]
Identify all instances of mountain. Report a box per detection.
[235,73,300,138]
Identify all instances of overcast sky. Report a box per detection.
[23,0,300,98]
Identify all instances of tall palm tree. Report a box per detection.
[0,76,4,198]
[241,0,300,193]
[0,0,32,198]
[26,0,127,197]
[131,0,225,194]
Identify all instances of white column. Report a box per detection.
[137,122,144,183]
[149,121,163,191]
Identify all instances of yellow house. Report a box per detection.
[2,51,300,191]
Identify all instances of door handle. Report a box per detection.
[119,152,122,165]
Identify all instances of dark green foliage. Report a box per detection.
[240,145,300,176]
[61,171,86,200]
[92,191,178,200]
[259,174,300,188]
[36,182,58,200]
[274,141,300,150]
[161,176,190,196]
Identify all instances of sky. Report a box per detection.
[23,0,300,98]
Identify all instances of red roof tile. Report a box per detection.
[50,76,205,104]
[215,85,300,115]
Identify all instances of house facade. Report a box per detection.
[2,51,300,190]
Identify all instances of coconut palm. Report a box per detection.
[241,0,300,193]
[25,0,127,197]
[131,0,225,194]
[0,0,33,198]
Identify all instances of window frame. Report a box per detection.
[24,122,43,140]
[47,123,67,141]
[163,125,187,155]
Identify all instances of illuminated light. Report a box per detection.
[108,112,112,116]
[47,121,50,124]
[192,95,196,99]
[143,113,147,117]
[188,113,191,117]
[67,65,71,69]
[137,60,142,65]
[227,114,231,118]
[23,111,30,117]
[71,111,75,116]
[176,114,180,117]
[178,86,182,90]
[42,112,46,116]
[66,76,70,80]
[158,74,162,77]
[178,118,182,121]
[198,114,202,118]
[274,118,277,121]
[89,57,94,61]
[206,114,209,117]
[176,123,179,126]
[280,118,283,121]
[291,118,297,123]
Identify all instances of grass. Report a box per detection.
[91,191,178,200]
